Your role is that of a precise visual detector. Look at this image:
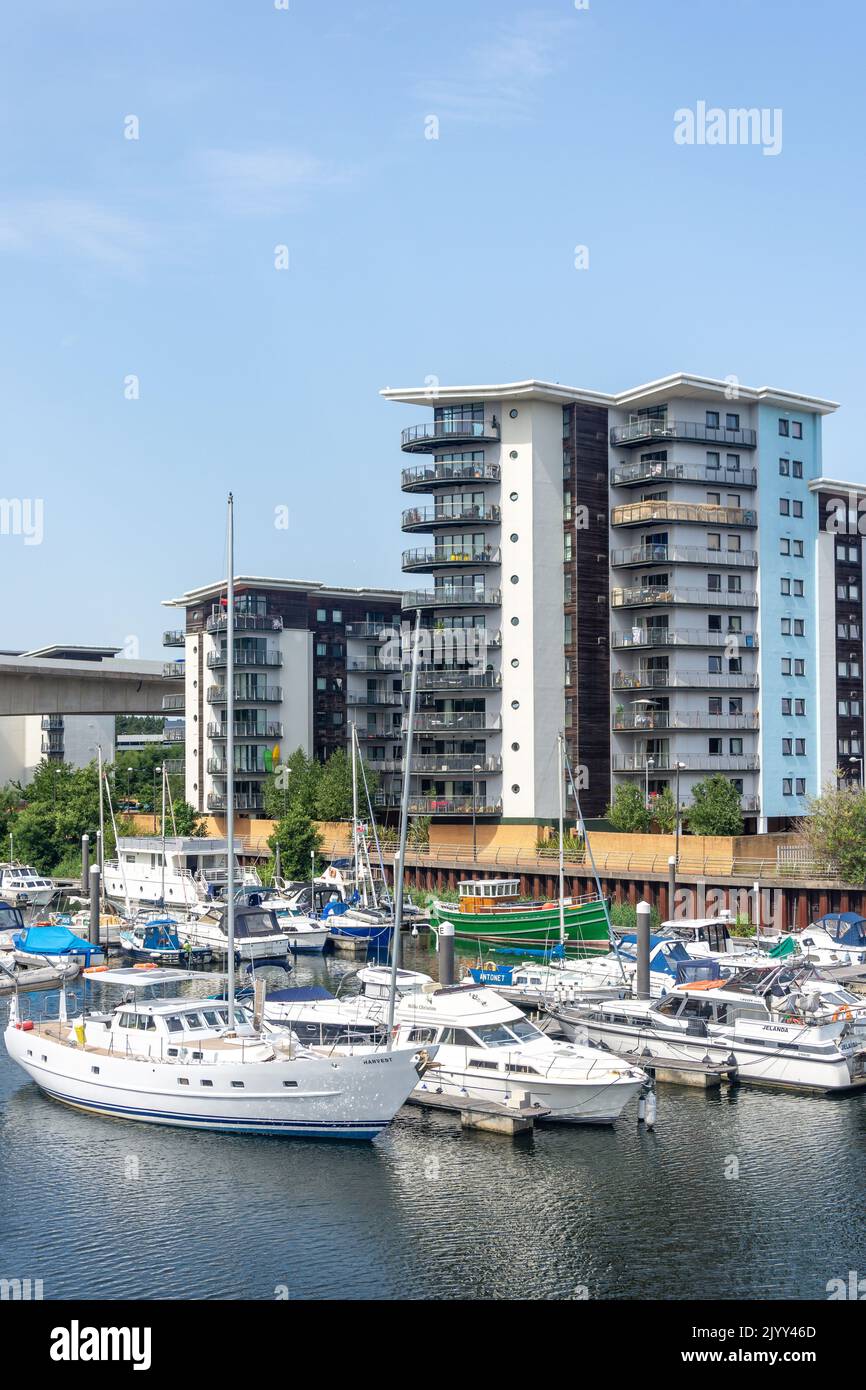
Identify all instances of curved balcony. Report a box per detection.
[164,727,185,743]
[207,685,282,703]
[407,796,502,817]
[402,588,501,610]
[163,629,185,647]
[611,586,757,610]
[610,420,757,449]
[206,722,283,740]
[612,754,759,773]
[206,611,284,634]
[402,546,501,574]
[207,650,282,669]
[611,627,758,651]
[610,461,758,489]
[401,462,500,493]
[611,545,758,570]
[163,662,185,679]
[410,712,502,733]
[400,419,500,453]
[207,792,265,812]
[416,670,501,691]
[613,713,759,732]
[402,504,501,533]
[611,501,757,529]
[612,670,759,691]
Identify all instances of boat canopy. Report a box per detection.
[13,925,100,959]
[266,985,335,1003]
[617,934,692,975]
[674,957,724,985]
[815,913,866,947]
[458,879,520,898]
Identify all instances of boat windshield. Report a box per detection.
[471,1021,521,1047]
[507,1017,543,1042]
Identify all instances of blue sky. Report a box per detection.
[0,0,863,656]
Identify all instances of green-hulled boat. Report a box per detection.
[428,878,611,952]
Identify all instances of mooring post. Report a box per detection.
[88,865,100,947]
[274,844,281,884]
[439,920,455,987]
[668,855,676,921]
[636,900,651,1000]
[81,834,90,897]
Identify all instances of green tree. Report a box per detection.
[799,780,866,882]
[651,785,678,834]
[263,747,319,820]
[605,783,651,834]
[169,800,206,837]
[313,748,380,822]
[267,806,323,880]
[0,786,20,844]
[686,774,744,837]
[10,803,60,872]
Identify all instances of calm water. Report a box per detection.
[1,939,864,1301]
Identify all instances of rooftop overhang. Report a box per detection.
[163,576,405,608]
[380,379,613,408]
[809,477,866,497]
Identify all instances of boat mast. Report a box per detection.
[226,493,236,1029]
[386,607,422,1044]
[160,763,166,905]
[557,732,566,947]
[97,743,105,907]
[350,719,361,905]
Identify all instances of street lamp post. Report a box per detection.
[472,763,481,861]
[645,756,655,812]
[674,760,685,868]
[849,755,863,786]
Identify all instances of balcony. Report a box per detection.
[610,420,757,449]
[354,726,399,741]
[206,650,282,669]
[379,755,503,774]
[162,694,185,711]
[402,504,501,533]
[206,758,268,777]
[207,685,282,703]
[613,712,759,732]
[164,727,185,743]
[348,658,401,674]
[402,546,501,574]
[163,662,185,679]
[40,717,64,731]
[163,629,185,647]
[611,545,758,570]
[611,502,757,529]
[611,628,758,651]
[206,793,265,813]
[415,670,501,691]
[401,462,500,492]
[206,611,284,634]
[610,461,757,489]
[417,628,502,650]
[611,586,757,610]
[345,622,399,641]
[164,759,185,775]
[346,690,403,707]
[41,738,64,755]
[612,669,759,691]
[410,712,502,733]
[402,588,501,610]
[400,419,500,453]
[206,722,283,740]
[407,796,502,817]
[613,754,760,773]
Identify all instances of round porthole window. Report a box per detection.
[511,699,520,710]
[509,450,518,460]
[510,575,519,584]
[509,409,518,418]
[511,741,520,752]
[510,616,519,626]
[511,784,520,794]
[510,491,518,502]
[511,658,519,668]
[510,533,518,543]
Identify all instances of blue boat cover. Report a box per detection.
[618,933,691,975]
[675,957,723,984]
[13,925,100,957]
[816,913,866,948]
[266,985,335,1003]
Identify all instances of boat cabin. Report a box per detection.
[660,916,735,953]
[457,879,521,913]
[809,913,866,950]
[83,997,259,1060]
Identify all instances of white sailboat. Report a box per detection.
[3,496,431,1140]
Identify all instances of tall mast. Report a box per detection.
[557,732,566,947]
[160,763,166,905]
[387,608,422,1044]
[97,744,105,906]
[226,494,236,1029]
[350,719,360,903]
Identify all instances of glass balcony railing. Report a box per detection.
[402,588,501,609]
[611,627,758,650]
[610,419,757,449]
[402,504,501,531]
[611,545,758,569]
[610,460,758,488]
[611,501,757,529]
[611,586,757,609]
[401,462,500,491]
[400,419,500,453]
[612,670,759,690]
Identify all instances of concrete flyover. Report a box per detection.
[0,656,179,717]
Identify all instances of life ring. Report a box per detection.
[484,960,497,971]
[833,1005,853,1022]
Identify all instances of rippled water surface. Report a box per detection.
[2,941,865,1301]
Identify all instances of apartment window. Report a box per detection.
[793,540,804,557]
[795,659,805,675]
[315,642,327,657]
[563,491,572,521]
[729,698,743,714]
[792,461,803,479]
[794,619,804,636]
[782,698,792,715]
[780,498,790,516]
[781,578,791,596]
[564,614,574,645]
[792,500,803,518]
[779,459,790,476]
[727,534,741,552]
[729,738,743,755]
[564,572,573,603]
[793,579,804,596]
[795,778,806,795]
[726,451,740,469]
[708,573,722,592]
[707,532,721,551]
[780,537,790,555]
[782,658,792,675]
[564,533,573,561]
[706,451,720,471]
[779,418,790,436]
[708,615,722,631]
[707,492,721,505]
[708,655,723,674]
[709,737,723,755]
[727,574,741,593]
[706,410,720,428]
[709,697,722,715]
[783,778,793,795]
[795,739,806,756]
[727,494,741,508]
[781,619,791,636]
[795,699,805,716]
[728,656,742,673]
[316,677,326,691]
[782,738,793,756]
[332,609,343,624]
[726,414,739,430]
[792,422,803,439]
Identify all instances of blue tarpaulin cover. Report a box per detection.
[13,925,101,957]
[266,985,335,1002]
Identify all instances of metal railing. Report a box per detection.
[402,588,501,608]
[206,721,283,739]
[206,759,268,776]
[164,727,185,743]
[405,797,503,815]
[401,462,500,490]
[206,611,284,634]
[610,461,758,488]
[162,629,185,646]
[612,669,759,690]
[611,628,758,650]
[410,712,502,732]
[163,662,185,678]
[612,754,760,772]
[611,545,758,569]
[611,586,757,609]
[206,650,282,668]
[407,754,502,773]
[346,691,403,706]
[402,546,501,569]
[206,793,265,812]
[416,671,501,690]
[162,694,185,711]
[611,501,757,528]
[613,712,759,731]
[610,420,757,448]
[401,419,500,450]
[402,504,501,529]
[207,685,282,702]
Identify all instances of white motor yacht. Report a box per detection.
[0,863,55,910]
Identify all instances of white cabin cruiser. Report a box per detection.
[783,913,866,969]
[234,888,328,953]
[181,904,291,962]
[103,835,261,913]
[553,961,866,1093]
[462,934,705,1005]
[4,969,430,1140]
[0,864,55,910]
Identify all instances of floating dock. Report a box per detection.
[407,1086,551,1135]
[634,1055,738,1089]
